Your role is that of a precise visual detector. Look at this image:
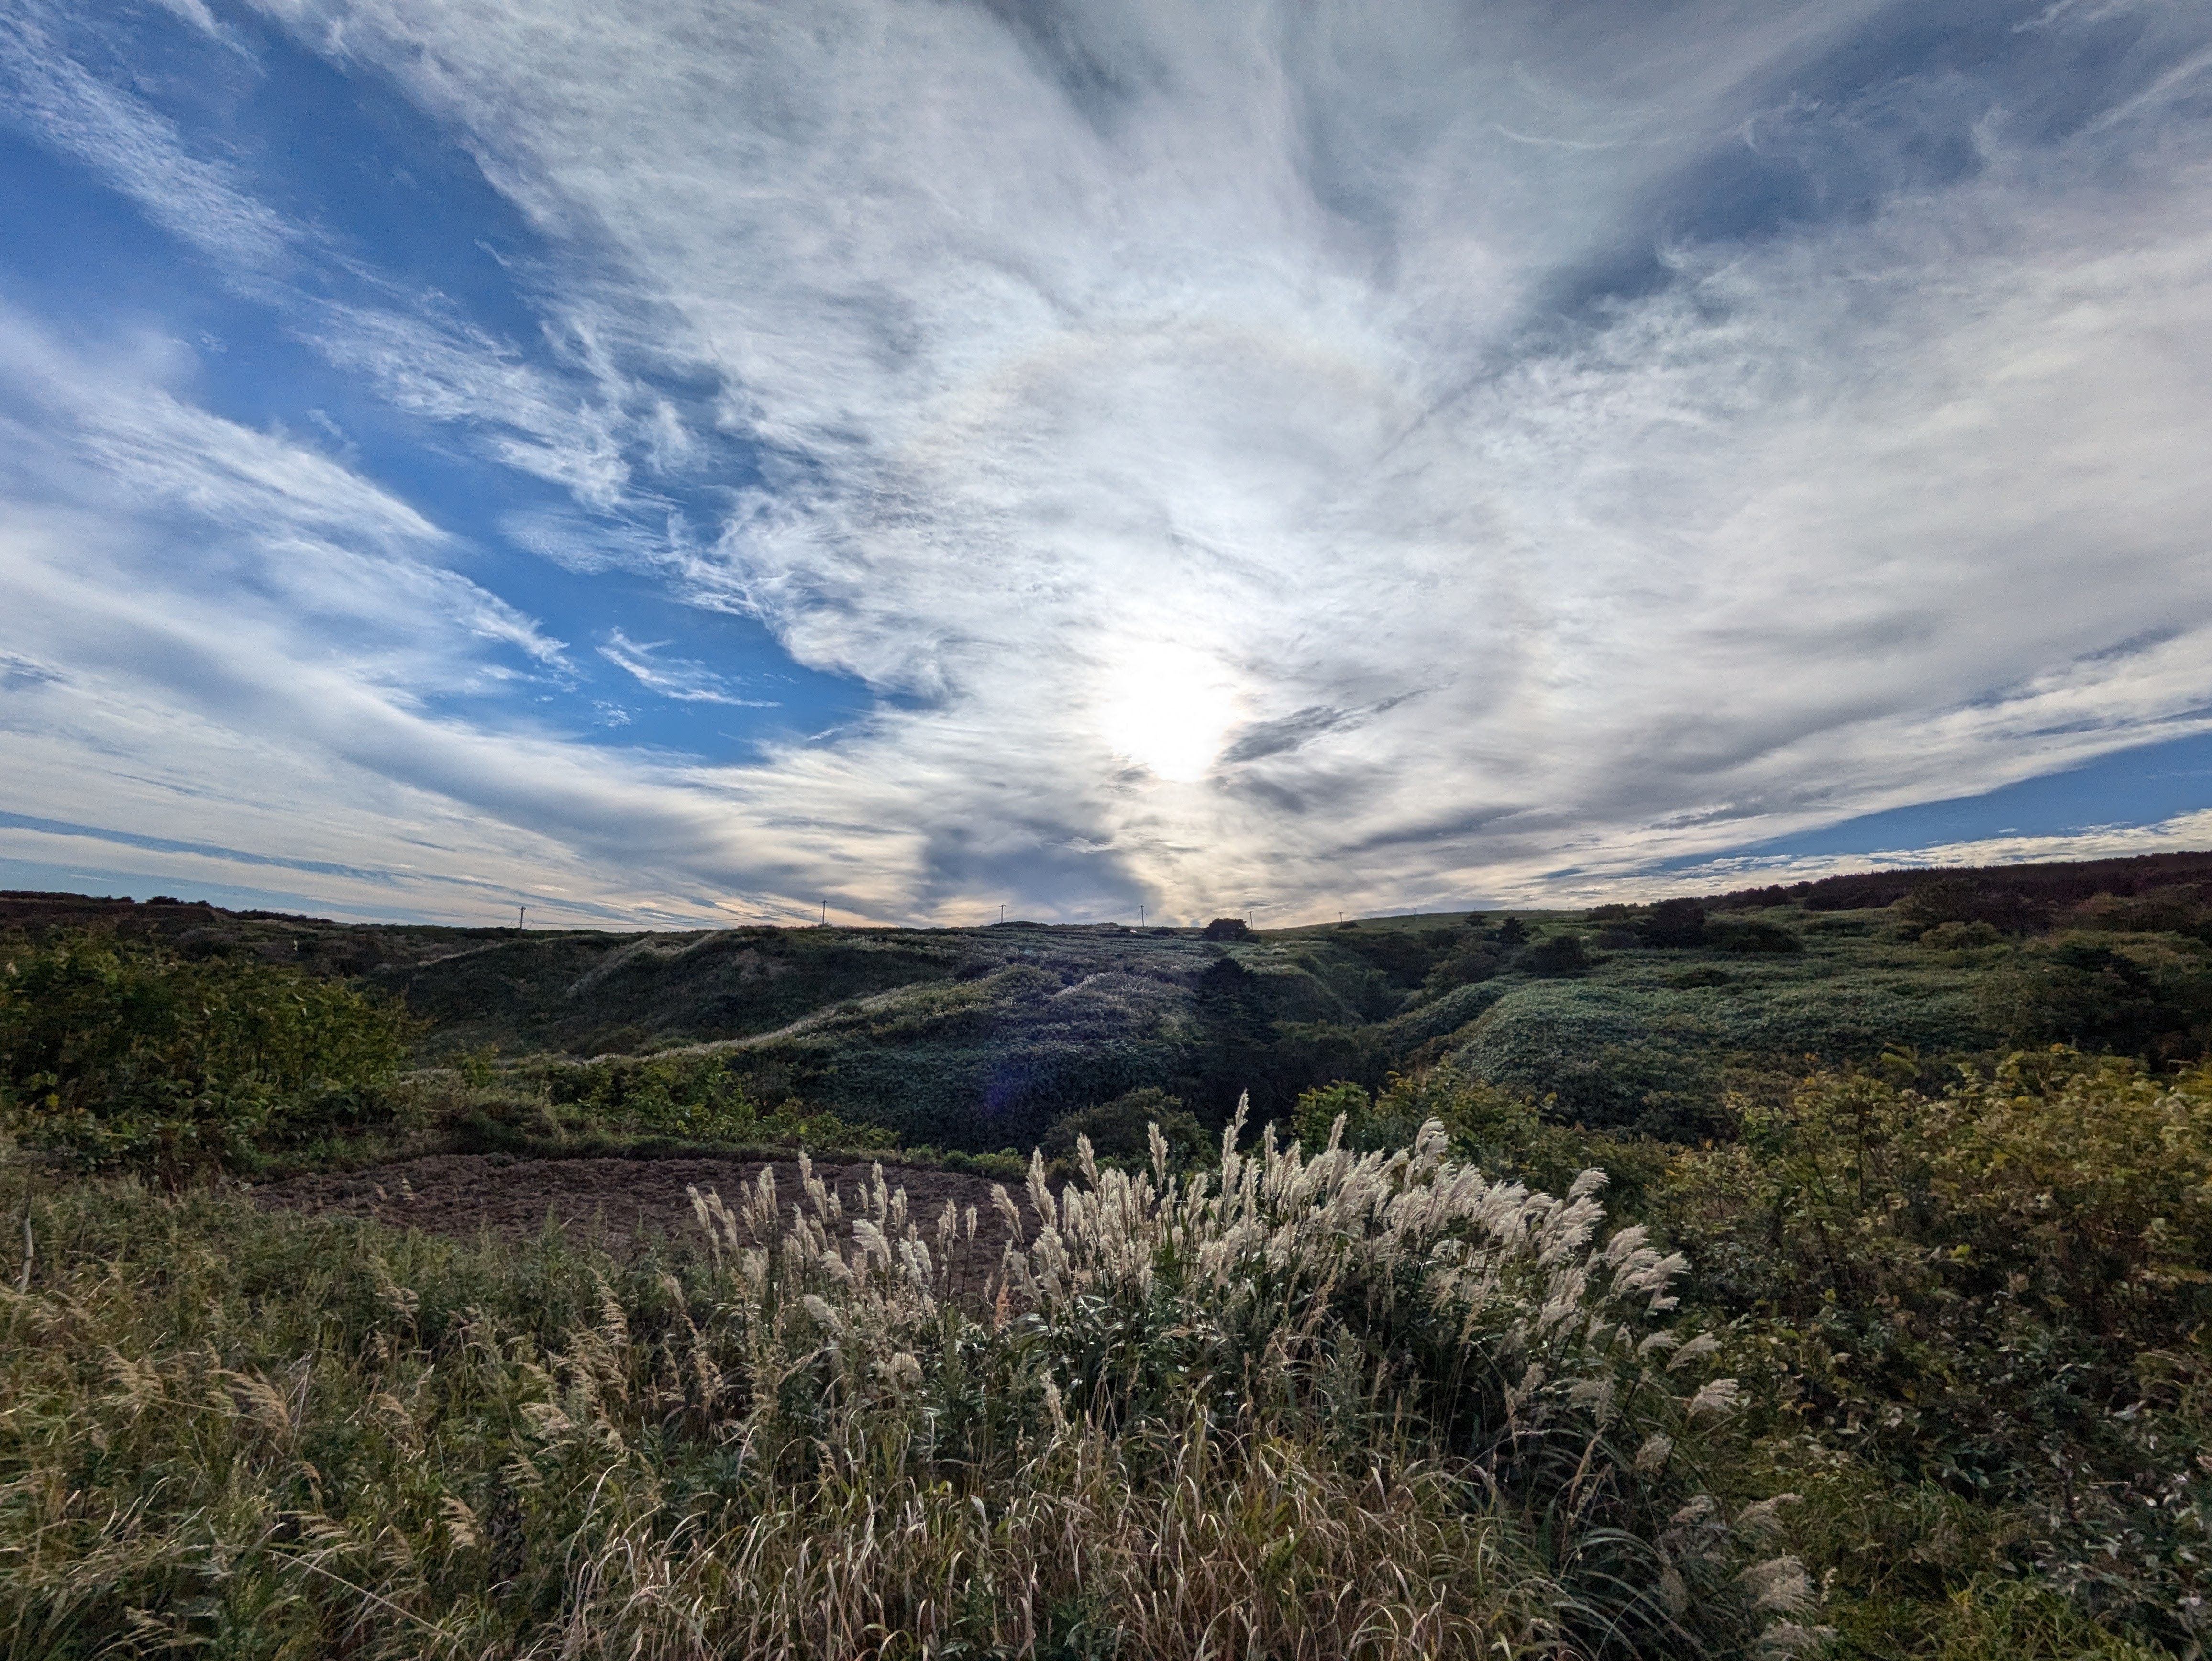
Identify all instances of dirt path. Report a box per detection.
[250,1154,1027,1295]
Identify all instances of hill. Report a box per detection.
[10,845,2212,1154]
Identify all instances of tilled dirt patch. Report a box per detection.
[250,1154,1029,1297]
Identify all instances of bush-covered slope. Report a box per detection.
[13,848,2212,1159]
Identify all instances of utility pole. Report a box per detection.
[999,904,1006,925]
[518,905,526,930]
[1139,903,1145,926]
[821,900,828,926]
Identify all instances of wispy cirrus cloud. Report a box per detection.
[598,629,777,707]
[0,4,292,274]
[232,0,2212,917]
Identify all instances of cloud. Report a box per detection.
[0,306,898,926]
[305,301,644,509]
[598,629,778,706]
[0,3,294,275]
[6,0,2212,924]
[237,0,2212,912]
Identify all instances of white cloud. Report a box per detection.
[0,4,293,275]
[0,308,906,925]
[9,0,2212,924]
[598,629,778,706]
[233,0,2212,919]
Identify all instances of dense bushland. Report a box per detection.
[9,1055,2197,1655]
[0,932,416,1179]
[1293,1052,2212,1656]
[1655,1052,2212,1653]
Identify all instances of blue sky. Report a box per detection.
[2,0,2211,927]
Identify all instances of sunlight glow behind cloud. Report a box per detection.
[1097,642,1245,785]
[2,0,2212,924]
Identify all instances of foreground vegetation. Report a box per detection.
[3,859,2211,1654]
[4,1114,1803,1658]
[0,1053,2203,1654]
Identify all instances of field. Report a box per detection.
[4,857,2212,1656]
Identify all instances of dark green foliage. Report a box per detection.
[1982,932,2212,1059]
[1515,930,1593,974]
[525,1050,897,1150]
[2059,883,2212,940]
[1199,916,1252,940]
[1425,935,1510,990]
[1703,916,1803,954]
[1038,1087,1207,1168]
[0,931,416,1178]
[1894,876,2050,938]
[1724,847,2212,918]
[1330,922,1456,986]
[25,864,2212,1173]
[1447,971,1993,1138]
[1642,899,1707,948]
[1293,1066,1670,1212]
[384,926,966,1057]
[1917,919,2003,951]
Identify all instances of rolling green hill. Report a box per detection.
[11,849,2212,1157]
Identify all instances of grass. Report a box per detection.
[9,874,2212,1653]
[0,1109,1811,1659]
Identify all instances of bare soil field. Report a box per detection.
[250,1153,1026,1296]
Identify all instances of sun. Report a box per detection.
[1095,641,1242,783]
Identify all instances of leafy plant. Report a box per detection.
[529,1049,899,1149]
[1039,1086,1207,1170]
[0,1120,1811,1658]
[1657,1052,2212,1645]
[0,930,416,1178]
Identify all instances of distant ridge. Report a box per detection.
[1694,847,2212,915]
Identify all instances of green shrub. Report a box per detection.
[532,1050,898,1150]
[1293,1065,1672,1214]
[1919,920,2003,951]
[1704,918,1804,954]
[1516,930,1594,974]
[1658,1052,2212,1644]
[1039,1087,1207,1170]
[0,931,416,1178]
[1980,934,2212,1060]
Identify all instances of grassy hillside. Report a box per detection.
[11,853,2212,1161]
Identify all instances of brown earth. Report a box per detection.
[249,1153,1031,1298]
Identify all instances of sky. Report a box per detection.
[2,0,2210,929]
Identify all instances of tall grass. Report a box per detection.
[0,1104,1804,1658]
